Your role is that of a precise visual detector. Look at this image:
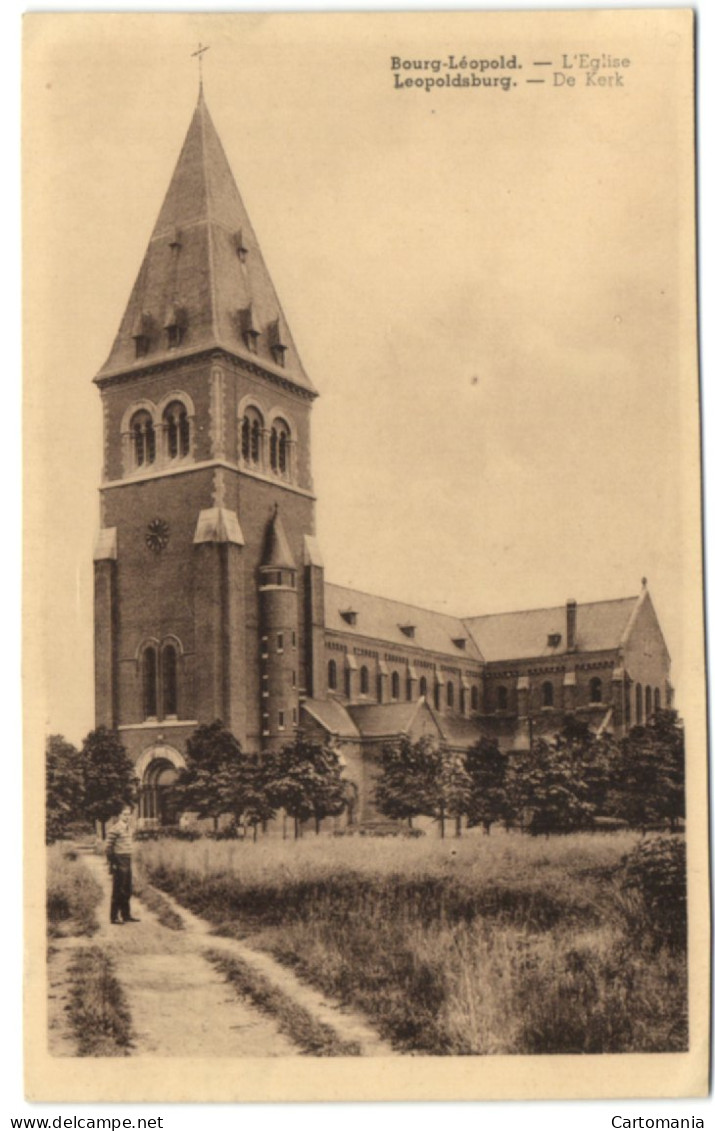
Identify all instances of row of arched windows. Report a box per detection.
[633,683,661,725]
[124,396,193,474]
[326,660,480,713]
[141,640,181,720]
[492,677,604,713]
[122,395,297,482]
[240,406,293,479]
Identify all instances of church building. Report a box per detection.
[93,90,672,825]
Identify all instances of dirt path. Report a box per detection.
[71,851,297,1057]
[73,848,395,1057]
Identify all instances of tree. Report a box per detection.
[173,721,247,830]
[375,736,437,829]
[45,734,85,843]
[375,736,471,837]
[80,727,138,838]
[267,734,349,837]
[216,751,276,840]
[551,717,619,816]
[508,736,595,836]
[464,737,508,834]
[434,752,472,838]
[614,709,685,832]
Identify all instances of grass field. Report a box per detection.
[139,830,688,1056]
[47,844,103,938]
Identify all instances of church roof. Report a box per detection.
[324,584,484,662]
[96,90,315,394]
[346,700,441,740]
[463,596,639,662]
[301,698,361,739]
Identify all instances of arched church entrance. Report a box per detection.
[135,744,186,828]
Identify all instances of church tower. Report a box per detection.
[93,89,319,817]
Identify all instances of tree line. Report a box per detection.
[45,722,350,842]
[377,711,685,837]
[45,711,684,842]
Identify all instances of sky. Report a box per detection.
[23,10,700,744]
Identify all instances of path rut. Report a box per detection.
[66,848,396,1058]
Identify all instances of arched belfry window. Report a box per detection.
[645,685,652,718]
[241,407,263,467]
[419,676,428,701]
[163,401,190,460]
[360,666,369,695]
[654,687,661,713]
[270,418,290,477]
[391,671,400,700]
[328,660,338,691]
[142,646,158,719]
[471,686,479,712]
[132,410,156,468]
[446,681,454,708]
[590,677,603,704]
[635,683,643,724]
[497,686,508,711]
[162,644,178,717]
[543,681,554,708]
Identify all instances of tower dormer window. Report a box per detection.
[164,305,187,350]
[240,306,260,353]
[132,312,154,359]
[268,317,288,368]
[234,229,248,263]
[399,624,416,639]
[340,609,357,626]
[131,409,156,467]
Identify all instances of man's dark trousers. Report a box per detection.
[110,855,132,922]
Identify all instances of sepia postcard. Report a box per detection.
[23,8,708,1103]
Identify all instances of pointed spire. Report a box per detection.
[261,504,296,570]
[96,91,315,394]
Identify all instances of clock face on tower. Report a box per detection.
[145,517,170,553]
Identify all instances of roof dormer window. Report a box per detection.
[132,312,154,359]
[234,229,248,263]
[268,317,288,368]
[240,306,260,353]
[452,637,467,650]
[547,633,562,648]
[340,609,358,626]
[164,304,187,350]
[399,624,416,638]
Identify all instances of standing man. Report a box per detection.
[105,805,139,924]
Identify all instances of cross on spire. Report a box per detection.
[191,42,210,91]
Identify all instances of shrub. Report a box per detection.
[619,835,686,950]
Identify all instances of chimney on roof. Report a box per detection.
[566,599,577,651]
